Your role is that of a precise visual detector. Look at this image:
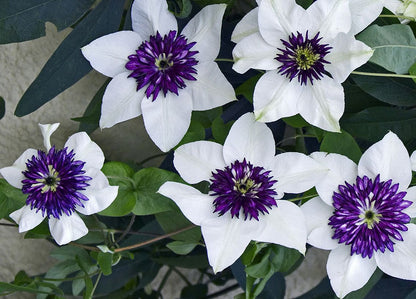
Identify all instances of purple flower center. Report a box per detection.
[125,30,199,101]
[209,159,277,220]
[275,31,331,85]
[21,146,92,219]
[329,174,412,258]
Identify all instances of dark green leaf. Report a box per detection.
[0,96,5,119]
[343,80,383,113]
[296,0,314,9]
[97,252,113,276]
[132,167,183,215]
[0,0,94,44]
[14,0,125,116]
[283,114,309,128]
[0,281,62,295]
[341,106,416,142]
[357,24,416,74]
[235,73,262,103]
[176,119,206,148]
[155,209,201,242]
[72,79,109,134]
[168,0,192,18]
[409,61,416,84]
[269,244,303,276]
[320,130,362,164]
[212,116,233,144]
[351,63,416,107]
[0,179,26,219]
[166,240,198,255]
[72,276,85,296]
[153,254,209,268]
[192,0,234,7]
[180,284,208,299]
[23,220,49,239]
[100,189,137,217]
[192,107,223,128]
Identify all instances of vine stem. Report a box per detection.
[379,14,415,21]
[215,58,234,63]
[351,71,416,79]
[70,224,196,253]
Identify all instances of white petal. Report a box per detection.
[10,205,45,233]
[190,62,236,111]
[181,4,226,62]
[0,148,37,189]
[375,224,416,280]
[99,72,144,129]
[327,246,377,298]
[223,112,275,167]
[326,33,373,83]
[65,132,105,170]
[272,152,328,197]
[310,152,358,206]
[49,213,88,245]
[296,77,344,132]
[76,170,118,215]
[255,200,307,254]
[38,123,59,151]
[174,141,226,184]
[349,0,384,34]
[158,182,217,225]
[258,0,307,45]
[411,150,416,171]
[202,216,262,273]
[231,7,259,43]
[404,186,416,218]
[81,31,142,78]
[358,132,412,191]
[141,90,193,152]
[253,71,303,122]
[308,0,351,39]
[131,0,177,39]
[301,196,339,250]
[232,32,279,74]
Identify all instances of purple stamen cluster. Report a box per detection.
[209,159,278,220]
[125,30,199,101]
[22,146,92,219]
[276,31,332,85]
[329,175,411,258]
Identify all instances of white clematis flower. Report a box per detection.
[232,0,373,132]
[82,0,236,152]
[158,112,328,273]
[0,124,118,245]
[301,132,416,298]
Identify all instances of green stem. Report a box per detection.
[245,275,256,299]
[115,214,136,243]
[172,267,192,286]
[157,267,173,293]
[90,271,102,298]
[40,271,100,282]
[379,14,415,21]
[276,134,316,146]
[215,58,234,63]
[288,193,318,202]
[351,71,416,79]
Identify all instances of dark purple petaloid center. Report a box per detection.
[209,159,278,220]
[125,30,199,101]
[329,174,412,258]
[21,146,92,219]
[275,31,332,85]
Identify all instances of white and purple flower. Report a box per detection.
[301,132,416,298]
[158,113,328,272]
[82,0,236,152]
[0,124,118,245]
[231,0,373,132]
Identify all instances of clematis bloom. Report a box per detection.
[0,124,118,245]
[158,113,328,272]
[82,0,236,152]
[232,0,373,132]
[301,132,416,298]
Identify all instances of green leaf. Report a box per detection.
[176,119,206,148]
[72,276,85,296]
[166,240,198,255]
[357,24,416,74]
[0,282,62,296]
[97,252,113,276]
[343,80,383,114]
[269,244,303,276]
[100,162,136,216]
[14,0,125,116]
[180,284,208,299]
[0,0,94,44]
[212,116,233,144]
[153,254,209,268]
[192,107,222,128]
[235,73,262,103]
[192,0,234,7]
[241,242,268,266]
[409,62,416,84]
[0,179,26,219]
[132,168,184,215]
[155,209,201,242]
[245,248,273,279]
[320,130,362,164]
[282,114,309,128]
[351,63,416,107]
[72,79,109,134]
[341,106,416,143]
[0,96,5,119]
[168,0,192,18]
[23,220,50,239]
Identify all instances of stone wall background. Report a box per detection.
[0,23,327,298]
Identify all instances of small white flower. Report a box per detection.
[232,0,373,132]
[301,132,416,298]
[82,0,236,152]
[0,124,118,245]
[158,112,328,272]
